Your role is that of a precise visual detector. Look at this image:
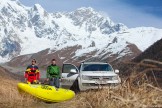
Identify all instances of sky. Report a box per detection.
[19,0,162,28]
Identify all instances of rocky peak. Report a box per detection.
[65,7,127,35]
[33,4,45,14]
[30,4,48,18]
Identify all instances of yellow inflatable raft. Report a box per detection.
[17,83,75,102]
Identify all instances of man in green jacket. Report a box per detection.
[46,59,60,88]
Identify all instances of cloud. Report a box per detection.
[118,0,162,18]
[94,0,162,28]
[98,11,110,18]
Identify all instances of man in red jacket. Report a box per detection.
[24,59,40,84]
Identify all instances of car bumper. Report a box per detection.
[79,80,121,90]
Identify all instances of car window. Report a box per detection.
[62,64,77,73]
[82,64,113,71]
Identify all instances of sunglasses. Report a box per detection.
[32,61,36,62]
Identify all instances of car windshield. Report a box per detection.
[81,64,113,71]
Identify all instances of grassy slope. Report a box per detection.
[1,66,162,108]
[65,83,162,108]
[0,67,38,108]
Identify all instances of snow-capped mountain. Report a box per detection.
[0,0,162,64]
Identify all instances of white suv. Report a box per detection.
[61,62,121,91]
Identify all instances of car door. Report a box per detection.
[61,63,79,89]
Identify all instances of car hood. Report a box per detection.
[80,71,117,77]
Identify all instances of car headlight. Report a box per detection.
[112,76,118,80]
[82,75,90,80]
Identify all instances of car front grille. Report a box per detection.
[82,83,118,86]
[91,76,112,80]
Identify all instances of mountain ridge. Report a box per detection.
[0,0,161,64]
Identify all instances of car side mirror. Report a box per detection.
[70,69,77,74]
[115,69,119,74]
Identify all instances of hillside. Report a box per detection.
[114,38,162,88]
[0,66,23,80]
[2,65,162,108]
[7,44,140,68]
[134,38,162,62]
[0,66,37,107]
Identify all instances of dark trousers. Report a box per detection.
[49,77,60,88]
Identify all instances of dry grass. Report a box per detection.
[0,76,38,108]
[1,70,162,108]
[61,75,162,108]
